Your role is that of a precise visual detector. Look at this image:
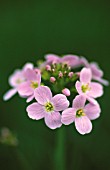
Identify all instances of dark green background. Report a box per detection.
[0,0,110,170]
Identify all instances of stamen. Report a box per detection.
[81,84,91,93]
[30,81,38,89]
[45,102,54,112]
[76,109,85,117]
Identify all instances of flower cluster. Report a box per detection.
[3,54,109,135]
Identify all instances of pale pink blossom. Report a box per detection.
[18,68,41,102]
[62,88,70,96]
[45,54,61,64]
[61,55,80,68]
[75,68,103,104]
[61,95,101,135]
[80,57,109,86]
[27,86,69,129]
[3,63,34,101]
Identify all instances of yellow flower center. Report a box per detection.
[81,84,91,93]
[76,109,85,117]
[30,81,38,89]
[45,102,54,112]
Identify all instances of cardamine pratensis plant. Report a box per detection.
[3,54,109,135]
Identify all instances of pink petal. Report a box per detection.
[34,86,52,105]
[26,102,45,120]
[90,62,103,78]
[72,95,86,109]
[80,68,92,83]
[45,54,60,64]
[24,69,39,81]
[61,108,76,125]
[84,103,101,120]
[88,82,103,98]
[93,77,109,86]
[23,62,34,71]
[75,116,92,135]
[75,81,83,95]
[86,96,98,105]
[44,111,62,129]
[17,81,33,96]
[80,57,90,67]
[3,88,17,101]
[61,55,80,67]
[26,95,35,103]
[52,94,69,111]
[9,70,25,87]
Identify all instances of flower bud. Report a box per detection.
[34,68,41,74]
[52,68,55,72]
[68,72,74,78]
[62,88,70,96]
[76,72,80,77]
[59,71,63,78]
[46,65,51,71]
[50,77,56,83]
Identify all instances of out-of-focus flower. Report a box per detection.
[0,127,18,146]
[61,95,101,135]
[75,68,103,104]
[3,63,34,101]
[27,86,69,129]
[45,54,61,64]
[80,57,109,86]
[61,55,80,68]
[18,68,41,102]
[45,54,81,68]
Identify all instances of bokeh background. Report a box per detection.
[0,0,110,170]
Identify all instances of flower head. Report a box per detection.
[26,86,69,129]
[61,95,101,135]
[75,68,103,104]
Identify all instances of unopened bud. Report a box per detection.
[76,72,80,77]
[68,72,74,78]
[46,65,51,71]
[34,68,41,74]
[52,68,55,72]
[50,77,56,83]
[62,88,70,96]
[59,71,63,78]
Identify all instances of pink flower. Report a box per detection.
[45,54,80,68]
[75,68,103,104]
[61,95,101,135]
[45,54,61,64]
[80,57,109,86]
[18,68,41,102]
[26,86,69,129]
[61,55,80,68]
[3,63,34,101]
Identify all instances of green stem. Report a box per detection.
[54,127,66,170]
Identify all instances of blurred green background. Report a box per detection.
[0,0,110,170]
